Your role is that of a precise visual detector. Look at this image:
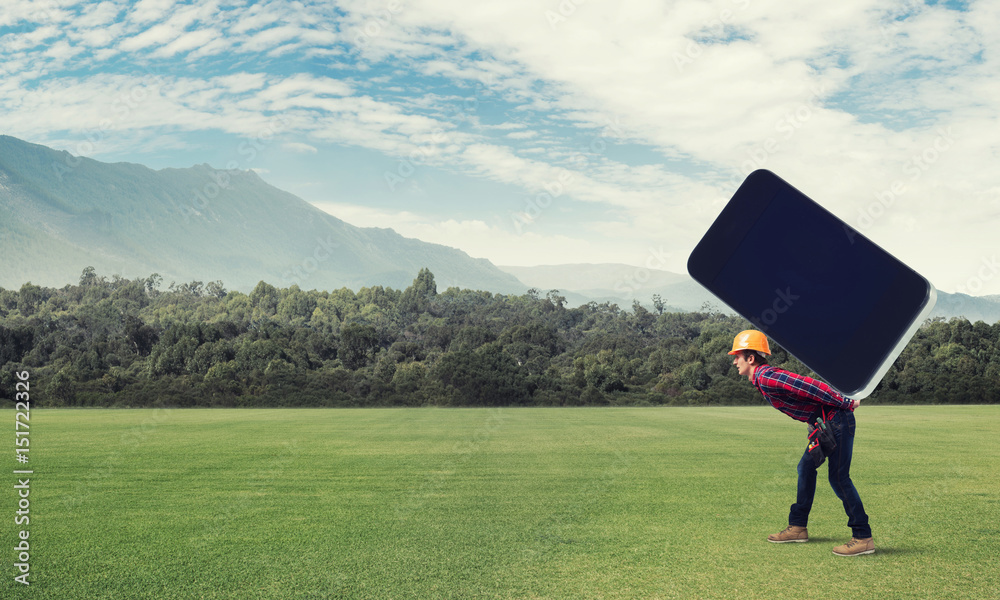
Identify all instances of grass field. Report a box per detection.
[4,406,999,599]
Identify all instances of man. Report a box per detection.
[729,329,875,557]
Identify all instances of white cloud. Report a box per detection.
[239,24,309,53]
[120,1,220,53]
[282,142,317,154]
[229,1,288,35]
[2,0,999,293]
[310,201,624,266]
[216,72,268,94]
[258,73,353,101]
[118,21,177,52]
[152,27,221,58]
[43,40,80,61]
[5,24,59,51]
[77,2,124,29]
[71,20,125,48]
[128,0,179,25]
[342,0,998,292]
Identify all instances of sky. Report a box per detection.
[1,0,999,295]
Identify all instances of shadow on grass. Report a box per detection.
[867,546,914,556]
[802,538,916,555]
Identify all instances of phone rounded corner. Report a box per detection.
[913,279,938,324]
[685,252,700,280]
[847,385,874,401]
[744,168,776,185]
[925,281,938,309]
[835,376,875,400]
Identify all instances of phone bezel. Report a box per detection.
[688,169,936,398]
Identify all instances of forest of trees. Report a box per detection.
[1,267,998,407]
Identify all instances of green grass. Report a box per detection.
[4,406,999,599]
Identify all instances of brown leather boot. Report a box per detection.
[767,525,808,543]
[832,537,875,556]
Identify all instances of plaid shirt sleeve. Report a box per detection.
[753,366,853,421]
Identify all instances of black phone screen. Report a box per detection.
[688,170,934,396]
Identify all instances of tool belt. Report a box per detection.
[805,409,839,468]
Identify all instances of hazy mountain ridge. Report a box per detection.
[3,135,997,324]
[498,264,1000,323]
[0,135,525,293]
[928,291,1000,324]
[498,263,729,312]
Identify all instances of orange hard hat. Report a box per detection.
[728,330,771,355]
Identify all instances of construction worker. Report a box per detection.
[729,330,875,556]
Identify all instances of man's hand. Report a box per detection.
[850,398,861,411]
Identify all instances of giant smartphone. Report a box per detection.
[687,169,936,398]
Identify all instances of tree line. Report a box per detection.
[1,267,998,407]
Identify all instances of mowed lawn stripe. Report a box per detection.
[4,406,997,599]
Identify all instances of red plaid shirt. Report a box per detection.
[752,365,853,422]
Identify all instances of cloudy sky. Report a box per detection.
[2,0,998,295]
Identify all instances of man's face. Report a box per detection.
[733,351,754,378]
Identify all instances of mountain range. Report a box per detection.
[497,264,1000,323]
[1,135,998,323]
[0,135,523,293]
[497,263,718,312]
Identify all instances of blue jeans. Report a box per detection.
[789,410,872,539]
